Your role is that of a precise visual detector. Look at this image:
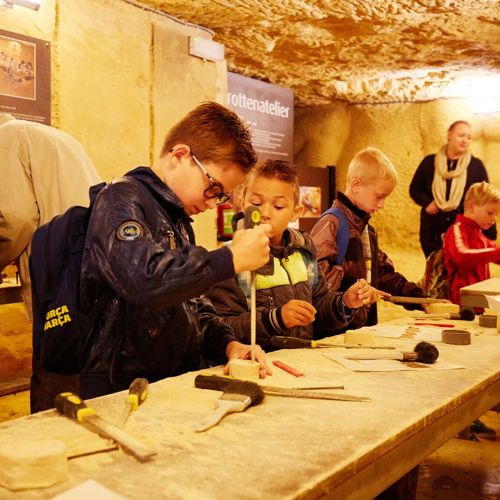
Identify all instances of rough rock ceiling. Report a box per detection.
[138,0,500,106]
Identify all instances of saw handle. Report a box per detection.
[55,392,96,422]
[244,205,261,229]
[127,378,149,411]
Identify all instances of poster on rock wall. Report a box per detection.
[0,29,51,125]
[227,72,294,163]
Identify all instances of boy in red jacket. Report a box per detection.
[443,181,500,306]
[443,180,500,440]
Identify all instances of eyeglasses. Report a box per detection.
[191,154,231,204]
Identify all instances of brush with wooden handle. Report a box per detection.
[194,374,371,402]
[195,379,265,432]
[346,341,439,364]
[270,336,395,350]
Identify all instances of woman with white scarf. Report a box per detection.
[409,120,496,257]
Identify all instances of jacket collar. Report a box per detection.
[258,227,313,275]
[336,192,371,229]
[124,166,191,220]
[455,213,482,231]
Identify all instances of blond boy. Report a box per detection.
[208,160,371,348]
[310,147,426,328]
[443,181,500,305]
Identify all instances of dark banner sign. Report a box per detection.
[227,72,293,163]
[0,29,51,125]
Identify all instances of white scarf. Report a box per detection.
[432,145,470,212]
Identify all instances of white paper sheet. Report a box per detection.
[52,479,128,500]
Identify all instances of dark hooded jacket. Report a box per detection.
[79,167,236,398]
[207,223,353,349]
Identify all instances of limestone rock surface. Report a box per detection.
[140,0,500,105]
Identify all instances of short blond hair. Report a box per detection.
[465,181,500,206]
[346,147,398,188]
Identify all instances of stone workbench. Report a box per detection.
[0,318,498,499]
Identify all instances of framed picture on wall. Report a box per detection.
[0,29,51,124]
[297,165,336,233]
[299,186,321,218]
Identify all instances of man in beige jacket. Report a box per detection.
[0,113,101,319]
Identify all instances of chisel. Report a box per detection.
[381,296,448,304]
[55,392,157,462]
[194,374,370,402]
[270,336,394,350]
[245,205,261,362]
[116,378,149,429]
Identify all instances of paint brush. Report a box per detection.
[270,336,395,350]
[195,380,265,432]
[346,341,439,364]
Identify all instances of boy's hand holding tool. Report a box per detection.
[344,279,384,308]
[230,223,271,274]
[224,341,271,379]
[228,206,264,379]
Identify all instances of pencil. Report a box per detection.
[272,359,304,377]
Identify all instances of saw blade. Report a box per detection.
[263,387,370,402]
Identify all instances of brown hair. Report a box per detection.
[160,101,257,173]
[448,120,471,132]
[465,181,500,206]
[244,160,300,202]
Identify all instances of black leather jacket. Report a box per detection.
[79,167,236,397]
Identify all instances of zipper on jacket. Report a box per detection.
[279,259,298,300]
[166,230,176,250]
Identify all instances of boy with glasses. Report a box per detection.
[73,102,272,399]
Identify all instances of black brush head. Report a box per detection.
[195,374,232,391]
[414,341,439,364]
[459,308,475,321]
[223,380,265,406]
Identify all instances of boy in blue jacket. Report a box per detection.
[31,102,273,409]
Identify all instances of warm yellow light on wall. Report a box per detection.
[448,74,500,114]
